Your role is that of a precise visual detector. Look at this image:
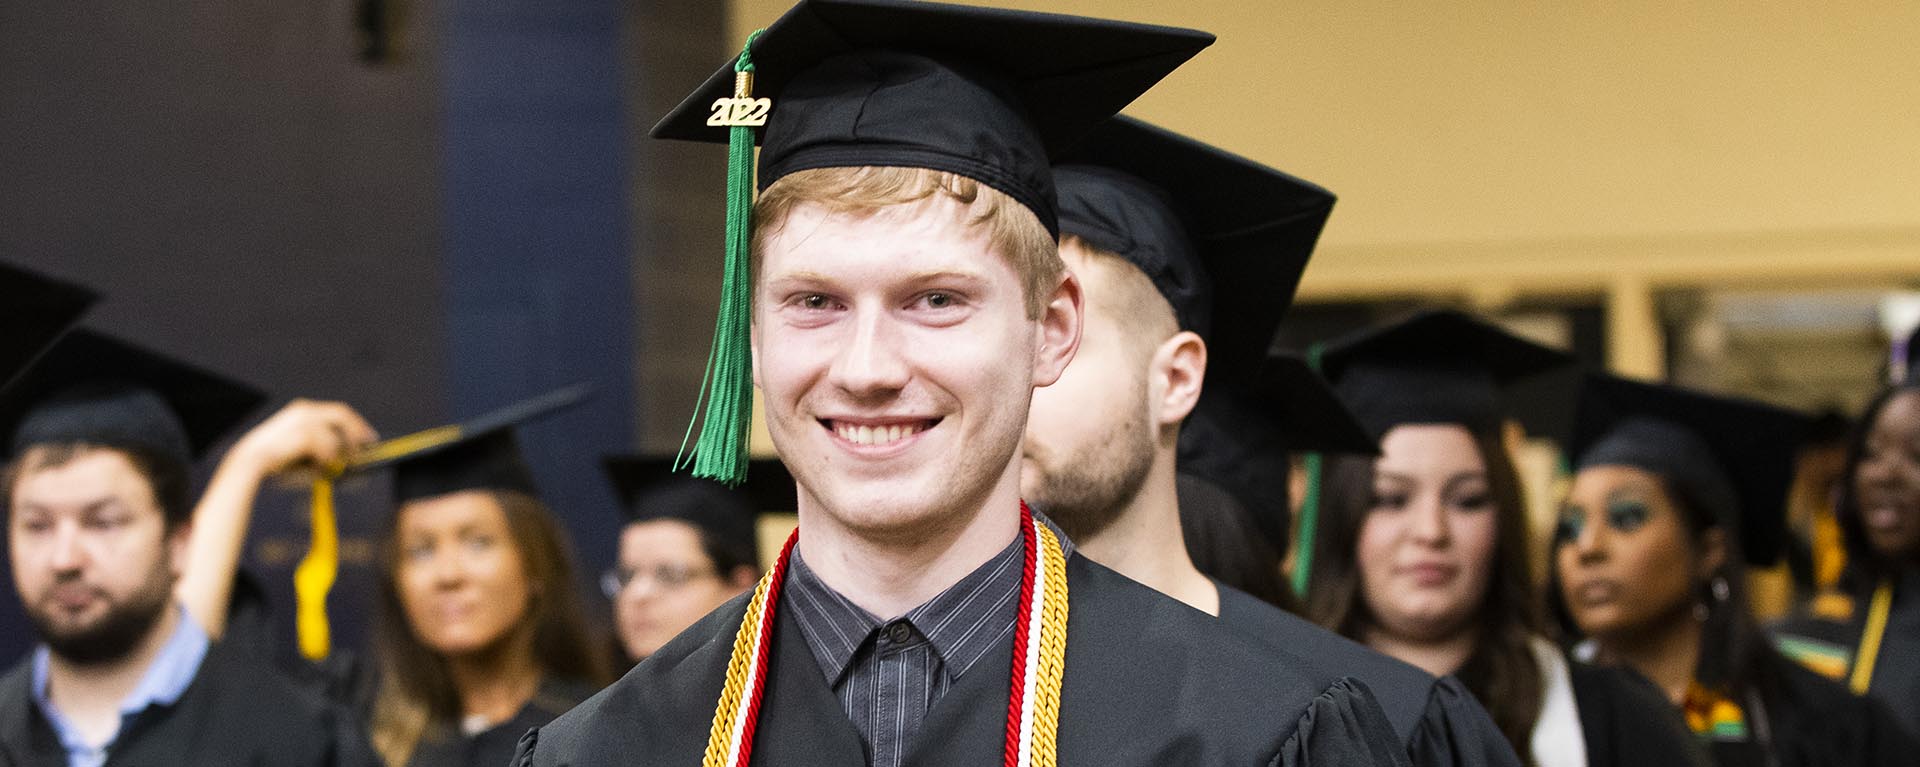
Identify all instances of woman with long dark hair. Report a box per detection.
[1773,368,1920,743]
[1301,310,1704,767]
[1552,373,1912,766]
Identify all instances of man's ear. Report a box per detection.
[167,519,194,580]
[1149,331,1207,429]
[1032,270,1084,388]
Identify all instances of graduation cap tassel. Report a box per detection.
[294,474,340,661]
[679,31,766,488]
[1289,342,1328,599]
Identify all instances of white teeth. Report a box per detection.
[834,422,925,446]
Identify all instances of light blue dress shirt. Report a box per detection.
[29,605,210,767]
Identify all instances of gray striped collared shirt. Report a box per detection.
[784,518,1073,767]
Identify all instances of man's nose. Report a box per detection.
[828,308,911,396]
[46,521,88,573]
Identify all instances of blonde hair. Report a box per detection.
[752,166,1062,319]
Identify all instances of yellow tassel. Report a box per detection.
[294,475,340,661]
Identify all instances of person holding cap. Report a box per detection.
[1301,310,1706,767]
[1021,117,1518,766]
[1553,373,1914,766]
[186,388,606,767]
[516,1,1407,765]
[599,457,786,665]
[0,327,359,767]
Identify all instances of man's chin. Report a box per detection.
[808,479,972,541]
[31,599,171,665]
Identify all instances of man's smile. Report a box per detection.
[820,417,942,448]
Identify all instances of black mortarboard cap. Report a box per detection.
[603,456,797,561]
[0,329,265,465]
[0,262,98,387]
[651,0,1216,236]
[1054,117,1333,380]
[1319,309,1575,438]
[1569,373,1810,566]
[351,385,591,505]
[1255,354,1378,455]
[1178,353,1376,551]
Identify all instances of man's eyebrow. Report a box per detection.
[902,269,988,284]
[14,497,121,517]
[762,270,836,285]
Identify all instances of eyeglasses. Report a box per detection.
[600,563,715,598]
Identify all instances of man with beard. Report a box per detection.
[0,329,356,767]
[514,2,1407,766]
[1022,117,1520,766]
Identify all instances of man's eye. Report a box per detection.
[924,292,953,308]
[799,294,834,310]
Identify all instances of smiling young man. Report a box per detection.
[514,2,1406,766]
[0,330,355,767]
[1021,117,1519,767]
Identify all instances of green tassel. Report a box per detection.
[677,31,764,487]
[1290,342,1328,599]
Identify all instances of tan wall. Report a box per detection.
[724,0,1920,302]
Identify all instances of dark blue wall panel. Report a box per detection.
[441,0,635,592]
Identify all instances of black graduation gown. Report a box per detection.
[407,678,597,767]
[514,554,1409,767]
[1214,583,1520,767]
[1703,652,1916,767]
[0,642,347,767]
[1563,661,1709,767]
[1772,569,1920,744]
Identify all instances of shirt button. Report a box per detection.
[885,622,913,644]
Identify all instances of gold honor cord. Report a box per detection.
[1025,521,1071,765]
[1849,579,1894,694]
[292,425,465,660]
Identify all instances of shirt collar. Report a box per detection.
[784,511,1071,687]
[784,553,880,685]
